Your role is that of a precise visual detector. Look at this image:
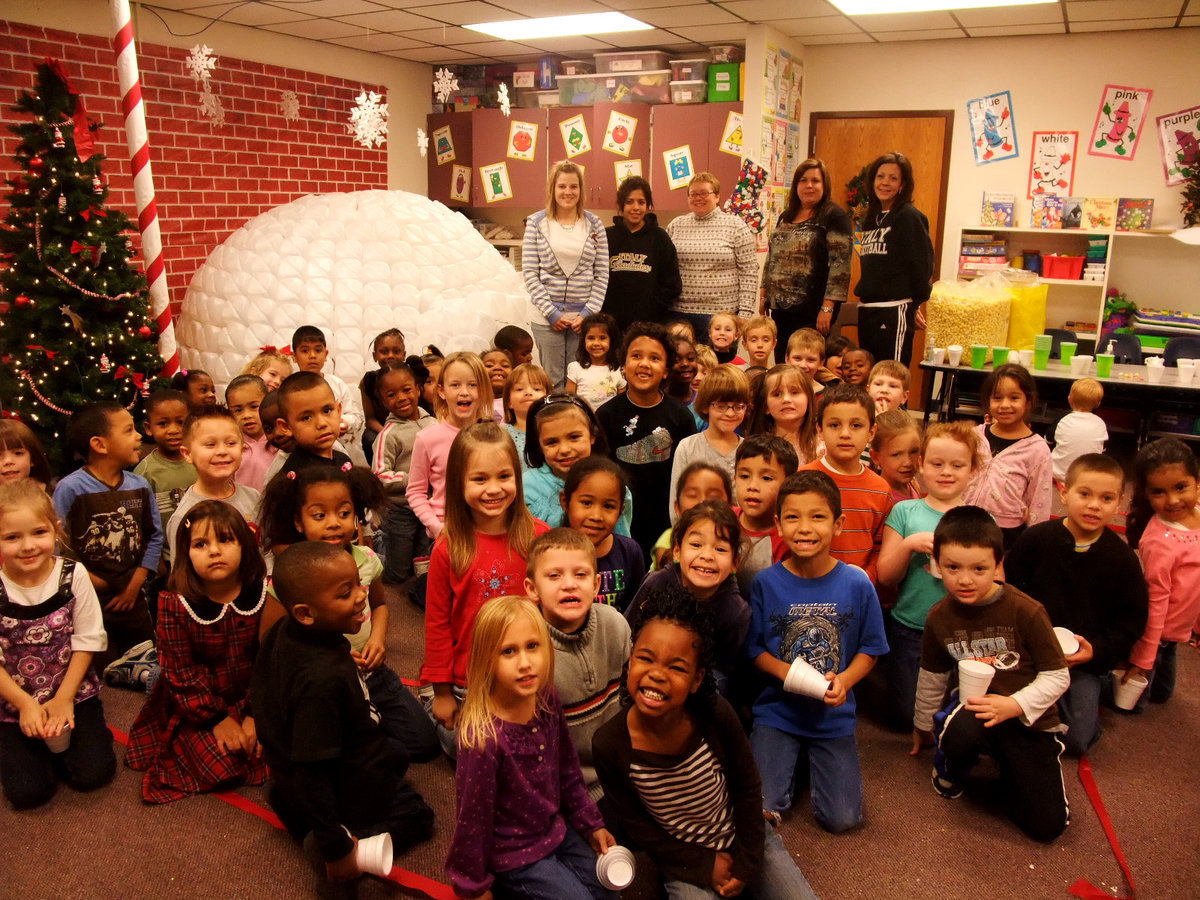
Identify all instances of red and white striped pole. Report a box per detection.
[109,0,178,376]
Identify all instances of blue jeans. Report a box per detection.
[493,827,615,899]
[366,666,441,763]
[663,830,819,899]
[1142,640,1178,706]
[1057,669,1103,755]
[379,503,430,585]
[885,615,923,729]
[750,725,863,834]
[531,322,581,393]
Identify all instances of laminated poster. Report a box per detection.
[1089,85,1152,160]
[602,111,637,157]
[772,119,788,184]
[967,91,1017,165]
[1028,131,1077,198]
[479,162,513,203]
[777,51,792,119]
[663,145,695,190]
[790,66,804,122]
[763,45,779,116]
[614,159,642,189]
[449,165,471,203]
[433,125,455,165]
[760,116,776,173]
[507,120,538,161]
[1155,104,1200,186]
[787,123,802,175]
[718,111,744,157]
[559,114,591,158]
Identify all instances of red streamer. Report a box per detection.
[1069,755,1135,899]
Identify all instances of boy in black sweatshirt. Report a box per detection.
[603,175,682,330]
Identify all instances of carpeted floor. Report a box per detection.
[4,593,1197,899]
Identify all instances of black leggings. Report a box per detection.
[0,696,116,809]
[769,303,843,363]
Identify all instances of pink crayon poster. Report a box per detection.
[1089,84,1152,160]
[1156,104,1200,186]
[967,91,1017,165]
[1027,131,1078,198]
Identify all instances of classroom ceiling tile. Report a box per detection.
[873,27,968,41]
[516,35,626,51]
[184,3,309,26]
[953,4,1065,27]
[324,32,434,52]
[603,0,705,7]
[261,18,366,40]
[333,9,442,30]
[847,10,960,31]
[140,0,237,9]
[718,0,840,20]
[484,0,611,14]
[1183,16,1200,26]
[1065,0,1183,21]
[263,0,386,14]
[1070,16,1178,30]
[390,45,483,61]
[965,23,1067,36]
[767,15,864,36]
[395,24,485,44]
[801,32,874,44]
[623,5,740,27]
[669,22,751,40]
[408,2,517,25]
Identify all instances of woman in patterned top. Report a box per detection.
[761,159,853,356]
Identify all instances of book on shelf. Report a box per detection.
[960,241,1008,257]
[1082,197,1118,230]
[1116,198,1154,231]
[1030,194,1062,229]
[958,256,1008,277]
[963,232,999,242]
[981,191,1015,227]
[1060,197,1084,229]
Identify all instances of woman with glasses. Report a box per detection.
[760,158,854,357]
[523,160,610,391]
[665,172,758,340]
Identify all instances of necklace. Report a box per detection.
[875,209,890,227]
[556,216,578,232]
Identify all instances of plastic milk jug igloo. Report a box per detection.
[177,190,532,388]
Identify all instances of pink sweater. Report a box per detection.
[963,425,1052,529]
[405,421,460,538]
[234,434,277,492]
[1130,516,1200,669]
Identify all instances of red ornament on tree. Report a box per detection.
[92,175,102,194]
[53,126,65,148]
[58,194,67,212]
[138,325,152,338]
[15,294,32,307]
[29,156,43,172]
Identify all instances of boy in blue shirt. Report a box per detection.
[746,469,888,833]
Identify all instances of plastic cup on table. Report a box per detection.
[596,845,637,891]
[784,657,831,699]
[957,658,995,701]
[1059,342,1077,366]
[992,346,1010,366]
[355,833,393,877]
[1146,362,1165,383]
[1053,626,1080,656]
[1070,354,1093,375]
[1111,670,1148,710]
[970,344,988,369]
[1034,334,1053,351]
[932,347,946,365]
[43,723,72,754]
[947,344,963,366]
[1018,349,1034,368]
[1177,361,1196,385]
[1033,348,1050,370]
[1096,353,1115,378]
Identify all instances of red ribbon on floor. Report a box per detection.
[108,725,455,899]
[1069,755,1135,899]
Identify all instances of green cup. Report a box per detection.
[1059,342,1077,366]
[1034,334,1053,351]
[970,344,988,369]
[1034,348,1050,370]
[992,346,1010,366]
[1096,353,1115,378]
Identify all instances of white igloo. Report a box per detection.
[177,190,531,389]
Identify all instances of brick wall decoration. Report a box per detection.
[0,19,388,318]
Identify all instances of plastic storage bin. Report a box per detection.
[708,63,739,102]
[708,44,744,63]
[670,80,707,104]
[517,90,559,108]
[594,50,671,73]
[561,59,595,76]
[1042,255,1085,280]
[558,71,671,106]
[670,58,709,81]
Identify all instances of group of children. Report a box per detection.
[1,311,1198,898]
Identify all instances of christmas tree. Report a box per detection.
[0,60,164,468]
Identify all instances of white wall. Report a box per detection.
[0,0,431,193]
[803,28,1200,311]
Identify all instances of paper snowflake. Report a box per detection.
[349,90,388,149]
[280,90,300,123]
[433,67,459,105]
[417,128,428,157]
[199,88,225,126]
[185,44,217,86]
[498,83,511,117]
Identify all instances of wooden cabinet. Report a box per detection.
[547,102,652,208]
[648,101,744,211]
[470,108,548,208]
[426,112,472,208]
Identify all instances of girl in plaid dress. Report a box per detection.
[125,501,267,803]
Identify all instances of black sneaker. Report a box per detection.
[931,767,964,800]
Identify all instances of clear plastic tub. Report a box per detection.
[561,59,595,76]
[594,50,671,73]
[708,44,743,63]
[670,58,709,81]
[517,89,559,108]
[558,70,671,105]
[670,80,707,104]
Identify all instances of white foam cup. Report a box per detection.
[1177,361,1196,385]
[1111,670,1148,710]
[1146,363,1164,383]
[596,845,636,890]
[1053,626,1080,655]
[932,348,946,365]
[1070,354,1093,375]
[957,659,995,701]
[355,833,393,877]
[1018,349,1034,368]
[784,657,831,699]
[43,724,72,754]
[947,344,963,366]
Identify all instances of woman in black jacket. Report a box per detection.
[602,175,682,331]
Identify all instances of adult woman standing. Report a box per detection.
[603,175,681,331]
[853,151,934,364]
[665,172,757,339]
[523,161,609,391]
[760,158,853,360]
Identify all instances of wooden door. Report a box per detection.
[426,112,472,208]
[648,103,710,212]
[471,108,548,208]
[592,102,652,208]
[810,111,954,408]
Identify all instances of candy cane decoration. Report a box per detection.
[109,0,179,375]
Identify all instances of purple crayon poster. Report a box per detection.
[1089,84,1152,160]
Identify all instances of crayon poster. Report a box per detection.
[663,145,694,190]
[1155,104,1200,186]
[967,91,1017,165]
[1028,131,1078,198]
[433,125,455,165]
[1089,84,1152,160]
[614,159,642,189]
[449,165,471,203]
[507,120,538,161]
[602,110,637,157]
[719,111,744,157]
[479,162,513,203]
[559,113,591,158]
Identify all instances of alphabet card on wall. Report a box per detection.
[967,91,1017,165]
[433,125,455,165]
[1090,85,1152,160]
[507,120,538,161]
[602,111,637,157]
[613,159,642,190]
[450,165,471,203]
[663,145,694,190]
[479,162,513,203]
[559,113,591,158]
[1028,131,1077,198]
[1156,104,1200,186]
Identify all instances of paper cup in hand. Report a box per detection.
[43,723,72,754]
[1111,670,1148,710]
[947,344,963,366]
[957,659,994,701]
[355,833,393,877]
[1053,627,1080,655]
[595,845,636,890]
[784,657,830,699]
